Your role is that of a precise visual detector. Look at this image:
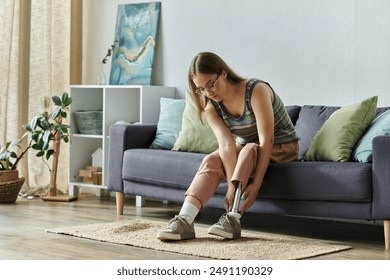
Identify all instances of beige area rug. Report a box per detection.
[46,219,351,260]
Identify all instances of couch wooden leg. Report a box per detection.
[385,220,390,250]
[116,192,124,215]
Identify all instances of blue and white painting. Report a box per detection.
[109,2,161,85]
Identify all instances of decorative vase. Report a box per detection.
[96,63,107,85]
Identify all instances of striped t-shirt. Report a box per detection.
[210,78,299,145]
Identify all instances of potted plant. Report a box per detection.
[0,92,72,203]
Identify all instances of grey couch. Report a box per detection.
[108,105,390,249]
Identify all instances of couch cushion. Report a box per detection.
[172,90,218,154]
[150,98,185,150]
[123,149,206,190]
[123,149,231,198]
[261,161,372,202]
[376,107,390,116]
[123,149,372,203]
[294,105,340,160]
[285,105,301,125]
[304,96,377,162]
[353,109,390,162]
[294,103,388,161]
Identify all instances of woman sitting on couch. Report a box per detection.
[157,52,300,241]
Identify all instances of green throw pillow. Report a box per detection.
[172,91,218,153]
[304,96,378,162]
[150,98,186,150]
[352,110,390,162]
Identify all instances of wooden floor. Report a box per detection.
[1,195,389,260]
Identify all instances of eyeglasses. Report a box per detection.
[195,73,220,96]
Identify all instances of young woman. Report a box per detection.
[157,52,299,241]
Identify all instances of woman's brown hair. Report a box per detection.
[188,52,245,122]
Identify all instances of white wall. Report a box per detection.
[82,0,390,107]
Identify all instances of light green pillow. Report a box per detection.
[353,110,390,162]
[172,91,218,153]
[304,96,378,162]
[150,98,185,150]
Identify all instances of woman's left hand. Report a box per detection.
[241,183,260,214]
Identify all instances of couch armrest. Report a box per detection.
[372,135,390,219]
[107,124,157,192]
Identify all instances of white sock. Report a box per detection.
[178,201,199,225]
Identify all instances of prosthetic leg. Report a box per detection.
[229,182,244,220]
[208,182,244,239]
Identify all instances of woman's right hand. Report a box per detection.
[224,186,236,213]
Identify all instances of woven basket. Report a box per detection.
[74,110,103,135]
[0,170,19,183]
[0,177,25,203]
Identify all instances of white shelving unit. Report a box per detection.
[68,85,176,196]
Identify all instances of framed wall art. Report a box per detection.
[109,2,161,85]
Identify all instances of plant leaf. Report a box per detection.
[42,131,51,150]
[52,96,61,106]
[40,119,51,130]
[24,124,33,132]
[60,125,68,134]
[46,149,54,160]
[36,151,44,157]
[51,107,61,120]
[61,92,70,104]
[9,139,20,148]
[32,133,39,142]
[31,144,40,150]
[64,96,72,107]
[30,116,38,130]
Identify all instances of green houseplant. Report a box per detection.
[0,92,72,202]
